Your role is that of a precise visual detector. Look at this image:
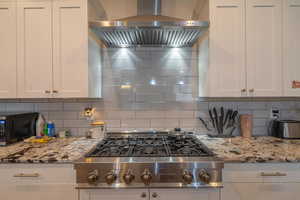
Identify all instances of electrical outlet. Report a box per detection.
[270,108,280,119]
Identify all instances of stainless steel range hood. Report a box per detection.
[89,0,209,48]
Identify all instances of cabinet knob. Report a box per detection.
[141,192,147,198]
[241,89,246,92]
[152,192,158,198]
[44,90,51,94]
[53,90,59,94]
[249,89,254,93]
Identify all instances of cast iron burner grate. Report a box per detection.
[86,135,214,157]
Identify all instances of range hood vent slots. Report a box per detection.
[89,0,209,48]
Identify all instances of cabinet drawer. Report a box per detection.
[224,163,300,183]
[0,164,75,184]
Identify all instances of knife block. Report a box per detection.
[240,114,253,138]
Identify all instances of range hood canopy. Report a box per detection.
[89,0,209,48]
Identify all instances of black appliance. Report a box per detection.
[0,113,39,146]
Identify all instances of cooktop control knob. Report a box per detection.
[123,170,135,184]
[199,169,211,184]
[141,169,152,185]
[182,170,193,184]
[105,171,117,185]
[87,169,99,184]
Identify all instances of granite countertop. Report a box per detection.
[2,135,300,164]
[198,135,300,163]
[0,137,99,164]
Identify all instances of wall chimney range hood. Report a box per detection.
[89,0,209,48]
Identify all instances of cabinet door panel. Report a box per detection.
[150,189,220,200]
[0,184,76,200]
[209,0,246,97]
[0,2,17,98]
[52,0,88,98]
[246,0,283,97]
[283,0,300,96]
[17,1,53,98]
[222,183,300,200]
[80,189,148,200]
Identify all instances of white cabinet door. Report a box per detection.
[149,189,220,200]
[222,182,300,200]
[52,0,88,98]
[283,0,300,96]
[209,0,246,97]
[0,184,77,200]
[222,183,265,200]
[79,189,149,200]
[0,1,17,98]
[0,164,77,200]
[17,0,53,98]
[246,0,283,97]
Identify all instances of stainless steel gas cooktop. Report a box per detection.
[86,134,214,157]
[75,131,223,189]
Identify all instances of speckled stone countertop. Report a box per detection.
[197,135,300,163]
[2,135,300,164]
[0,137,98,163]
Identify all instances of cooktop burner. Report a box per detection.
[86,134,214,157]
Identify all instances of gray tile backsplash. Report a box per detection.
[1,47,300,136]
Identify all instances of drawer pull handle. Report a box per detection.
[260,172,287,177]
[14,173,40,178]
[253,5,275,8]
[216,5,238,8]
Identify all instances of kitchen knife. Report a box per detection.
[227,110,238,128]
[231,110,239,122]
[223,109,232,128]
[199,117,211,131]
[213,107,220,134]
[209,109,215,128]
[220,107,224,134]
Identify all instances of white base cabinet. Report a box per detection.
[0,164,77,200]
[79,188,220,200]
[222,163,300,200]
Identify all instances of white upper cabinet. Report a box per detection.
[0,1,17,98]
[209,0,284,97]
[17,0,53,98]
[13,0,95,99]
[52,0,88,98]
[246,0,283,97]
[209,0,246,97]
[283,0,300,96]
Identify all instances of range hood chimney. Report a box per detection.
[137,0,161,16]
[89,0,209,48]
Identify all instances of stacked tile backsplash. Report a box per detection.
[0,47,300,136]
